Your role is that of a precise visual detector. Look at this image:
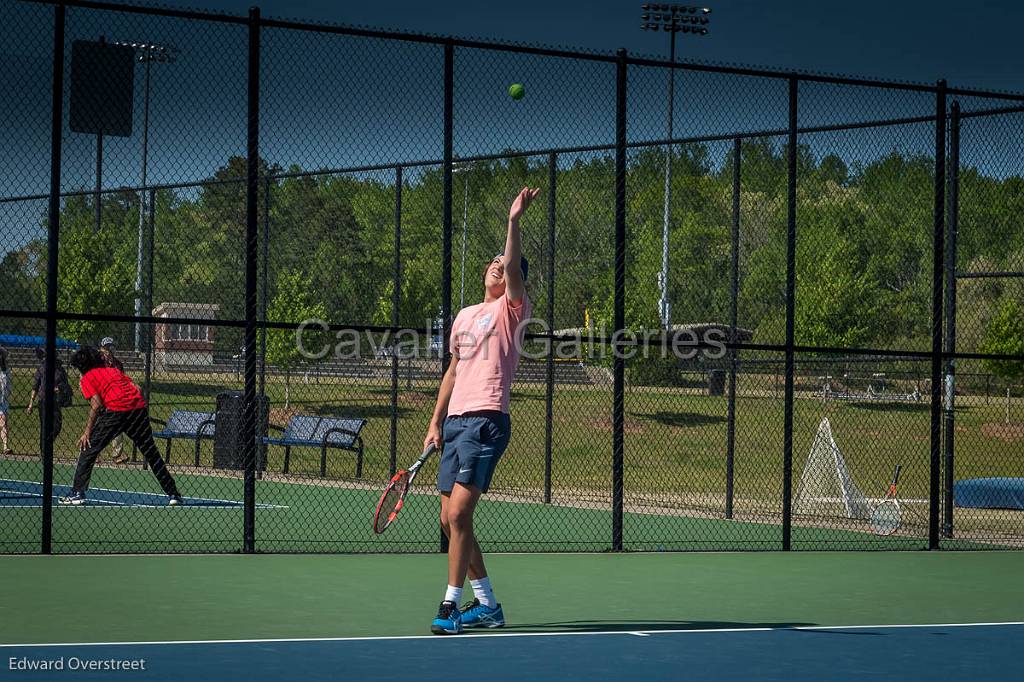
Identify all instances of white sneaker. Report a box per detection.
[58,491,86,505]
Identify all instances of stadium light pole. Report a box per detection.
[641,4,711,329]
[113,40,179,353]
[452,161,475,310]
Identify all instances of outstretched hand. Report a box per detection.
[508,187,541,222]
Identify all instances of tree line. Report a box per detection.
[1,140,1021,379]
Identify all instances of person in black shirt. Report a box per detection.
[26,347,68,455]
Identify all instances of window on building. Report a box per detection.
[167,323,209,342]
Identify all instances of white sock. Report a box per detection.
[470,577,496,608]
[443,585,462,605]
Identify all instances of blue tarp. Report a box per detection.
[0,334,78,349]
[954,477,1024,510]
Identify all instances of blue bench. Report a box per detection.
[151,410,216,467]
[264,415,367,478]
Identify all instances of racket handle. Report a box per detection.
[892,464,902,486]
[412,443,436,469]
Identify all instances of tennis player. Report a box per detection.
[0,346,12,456]
[26,346,69,454]
[59,345,181,506]
[423,186,539,635]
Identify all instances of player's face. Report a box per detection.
[484,257,505,298]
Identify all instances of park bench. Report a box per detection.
[264,415,367,478]
[150,410,216,466]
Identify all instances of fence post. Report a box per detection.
[390,165,402,478]
[259,176,270,406]
[440,41,454,554]
[242,6,261,554]
[42,2,66,555]
[612,48,628,552]
[943,100,960,539]
[782,75,798,551]
[544,152,556,504]
[726,136,740,520]
[929,80,947,550]
[143,189,155,404]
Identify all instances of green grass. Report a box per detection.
[1,366,1021,552]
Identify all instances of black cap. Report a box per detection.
[494,252,529,281]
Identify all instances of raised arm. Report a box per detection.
[504,187,540,305]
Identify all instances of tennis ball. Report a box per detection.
[508,83,525,100]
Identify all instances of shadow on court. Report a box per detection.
[632,411,728,428]
[318,404,415,419]
[847,401,930,413]
[499,620,816,633]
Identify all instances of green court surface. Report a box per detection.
[1,552,1022,645]
[2,457,996,554]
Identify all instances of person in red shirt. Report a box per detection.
[60,345,181,506]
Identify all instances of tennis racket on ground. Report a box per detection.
[870,464,902,536]
[373,444,436,534]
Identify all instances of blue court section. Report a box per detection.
[2,624,1020,681]
[0,479,284,508]
[955,478,1024,510]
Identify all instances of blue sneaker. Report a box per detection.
[58,491,86,506]
[460,599,505,629]
[430,601,462,635]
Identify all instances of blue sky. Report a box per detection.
[1,0,1021,220]
[152,0,1023,92]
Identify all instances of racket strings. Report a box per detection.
[870,501,901,535]
[373,473,411,533]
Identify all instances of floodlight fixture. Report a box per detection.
[108,37,181,352]
[638,4,715,329]
[639,4,712,36]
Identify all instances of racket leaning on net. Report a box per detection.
[373,444,436,534]
[870,464,902,536]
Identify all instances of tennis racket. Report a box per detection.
[373,444,436,534]
[870,464,902,536]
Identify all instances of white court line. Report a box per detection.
[2,621,1022,648]
[0,478,288,509]
[0,490,123,506]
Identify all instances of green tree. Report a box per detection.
[979,299,1024,382]
[265,270,328,407]
[53,192,138,342]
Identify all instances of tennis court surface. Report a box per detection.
[2,552,1021,680]
[0,479,285,509]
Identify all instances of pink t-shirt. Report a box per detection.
[447,292,532,416]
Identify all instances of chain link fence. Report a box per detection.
[1,0,1023,554]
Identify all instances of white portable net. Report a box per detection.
[793,417,871,520]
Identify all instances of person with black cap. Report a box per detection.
[99,337,128,464]
[422,187,539,635]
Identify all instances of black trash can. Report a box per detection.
[213,391,269,472]
[708,369,726,396]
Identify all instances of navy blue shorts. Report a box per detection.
[437,411,511,494]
